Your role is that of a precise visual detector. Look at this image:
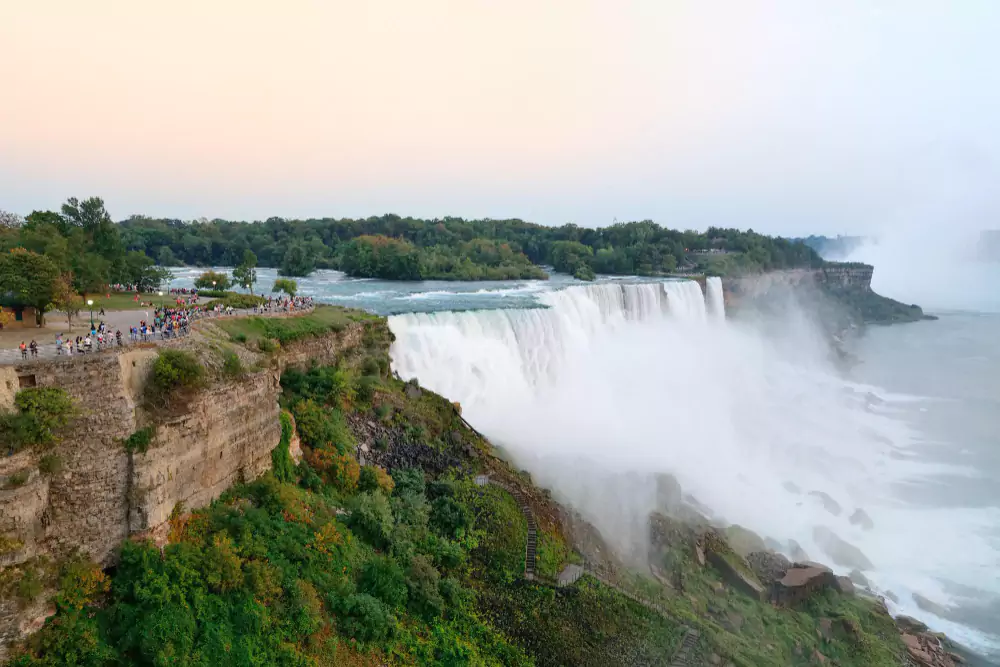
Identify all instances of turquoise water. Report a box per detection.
[168,267,594,314]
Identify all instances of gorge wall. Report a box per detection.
[721,264,874,301]
[0,320,377,653]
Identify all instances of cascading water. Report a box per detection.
[706,276,726,320]
[389,279,1000,656]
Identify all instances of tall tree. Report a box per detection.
[0,211,23,229]
[279,241,316,277]
[0,248,60,325]
[193,270,231,290]
[233,249,258,294]
[272,278,298,297]
[50,275,84,330]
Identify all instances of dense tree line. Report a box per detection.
[116,213,823,279]
[0,198,171,324]
[3,198,826,287]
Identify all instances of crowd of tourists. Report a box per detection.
[251,296,313,314]
[15,295,314,360]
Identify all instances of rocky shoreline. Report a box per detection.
[649,473,976,667]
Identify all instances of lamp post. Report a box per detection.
[87,299,94,329]
[158,290,164,307]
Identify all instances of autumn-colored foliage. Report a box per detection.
[306,448,360,493]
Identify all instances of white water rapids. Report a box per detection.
[388,280,1000,657]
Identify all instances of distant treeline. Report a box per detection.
[116,213,824,280]
[2,200,827,283]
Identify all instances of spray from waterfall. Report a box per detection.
[388,279,1000,655]
[706,276,726,321]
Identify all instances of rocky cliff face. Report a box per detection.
[721,264,874,302]
[0,320,381,656]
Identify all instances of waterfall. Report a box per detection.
[387,277,1000,653]
[389,281,707,401]
[706,276,726,320]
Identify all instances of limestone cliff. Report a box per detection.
[0,318,384,655]
[721,263,931,326]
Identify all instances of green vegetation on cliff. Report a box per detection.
[9,312,912,667]
[0,387,75,455]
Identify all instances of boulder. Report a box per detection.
[813,526,874,570]
[774,564,837,608]
[746,550,791,586]
[849,508,874,531]
[724,525,767,557]
[695,544,706,567]
[834,575,855,595]
[848,569,870,588]
[404,380,422,400]
[896,615,929,634]
[702,532,765,601]
[809,491,842,516]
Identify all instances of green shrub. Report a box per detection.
[339,593,393,643]
[17,567,43,603]
[355,375,380,404]
[4,470,30,489]
[232,332,248,343]
[221,350,244,378]
[146,349,205,408]
[195,288,228,298]
[292,399,335,450]
[124,426,156,454]
[281,366,355,408]
[430,496,472,539]
[0,387,76,454]
[362,357,380,376]
[406,555,444,620]
[272,278,298,298]
[349,491,394,547]
[220,293,265,309]
[293,399,354,454]
[573,264,596,281]
[271,411,296,484]
[257,338,278,354]
[358,556,408,609]
[392,468,425,498]
[38,454,62,475]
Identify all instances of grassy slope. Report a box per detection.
[8,312,908,667]
[215,305,378,346]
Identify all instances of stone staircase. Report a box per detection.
[670,628,701,667]
[475,474,537,578]
[508,485,538,578]
[474,474,702,664]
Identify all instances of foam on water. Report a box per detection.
[389,279,1000,659]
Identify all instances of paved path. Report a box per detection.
[0,306,313,365]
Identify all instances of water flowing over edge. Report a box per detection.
[388,279,1000,658]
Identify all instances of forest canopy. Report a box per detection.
[1,199,827,284]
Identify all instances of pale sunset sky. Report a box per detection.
[2,1,999,235]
